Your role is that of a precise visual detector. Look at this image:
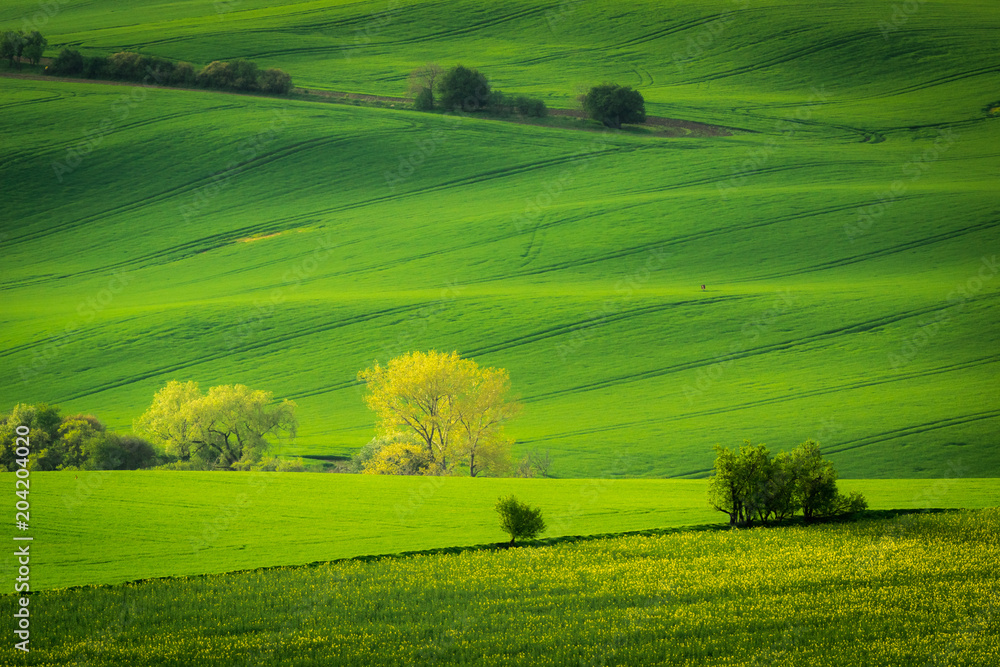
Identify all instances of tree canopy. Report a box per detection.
[437,65,491,112]
[134,381,297,469]
[358,350,520,476]
[0,404,158,471]
[709,439,866,526]
[582,83,646,129]
[495,495,546,546]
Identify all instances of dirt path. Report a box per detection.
[0,70,745,137]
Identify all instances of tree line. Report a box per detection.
[8,30,648,128]
[407,63,548,118]
[1,29,46,68]
[48,49,293,94]
[408,63,647,129]
[2,29,292,94]
[0,382,301,472]
[709,440,867,527]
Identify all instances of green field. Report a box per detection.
[4,472,996,591]
[1,1,998,478]
[3,509,997,665]
[1,2,998,662]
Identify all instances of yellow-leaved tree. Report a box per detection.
[357,350,520,476]
[134,380,297,470]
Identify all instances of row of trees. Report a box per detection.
[407,66,646,129]
[708,440,867,527]
[47,48,293,94]
[407,63,547,117]
[1,30,46,68]
[1,382,300,472]
[0,404,158,472]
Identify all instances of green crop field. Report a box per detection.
[3,472,996,591]
[2,0,998,479]
[2,509,997,665]
[1,1,998,662]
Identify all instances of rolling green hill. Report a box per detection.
[1,0,997,478]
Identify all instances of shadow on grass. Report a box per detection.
[38,508,964,595]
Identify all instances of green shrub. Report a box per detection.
[259,68,292,94]
[495,495,546,546]
[50,48,84,76]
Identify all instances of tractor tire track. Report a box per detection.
[47,303,430,404]
[747,217,1000,282]
[825,410,1000,456]
[524,299,985,402]
[533,354,1000,443]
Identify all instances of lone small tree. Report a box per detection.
[408,62,442,110]
[22,31,46,66]
[495,495,545,546]
[582,83,646,129]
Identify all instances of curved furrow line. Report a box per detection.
[372,4,558,47]
[825,409,1000,456]
[474,168,851,283]
[524,300,971,402]
[607,11,746,50]
[239,4,555,59]
[747,217,1000,282]
[9,145,636,286]
[0,313,155,363]
[466,296,742,358]
[2,105,245,166]
[1,214,318,289]
[0,88,66,111]
[3,134,353,250]
[677,30,876,85]
[282,297,745,401]
[48,303,430,404]
[874,64,998,100]
[534,354,1000,443]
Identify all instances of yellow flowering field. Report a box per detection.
[3,510,997,665]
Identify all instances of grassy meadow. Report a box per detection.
[2,509,997,665]
[2,472,996,591]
